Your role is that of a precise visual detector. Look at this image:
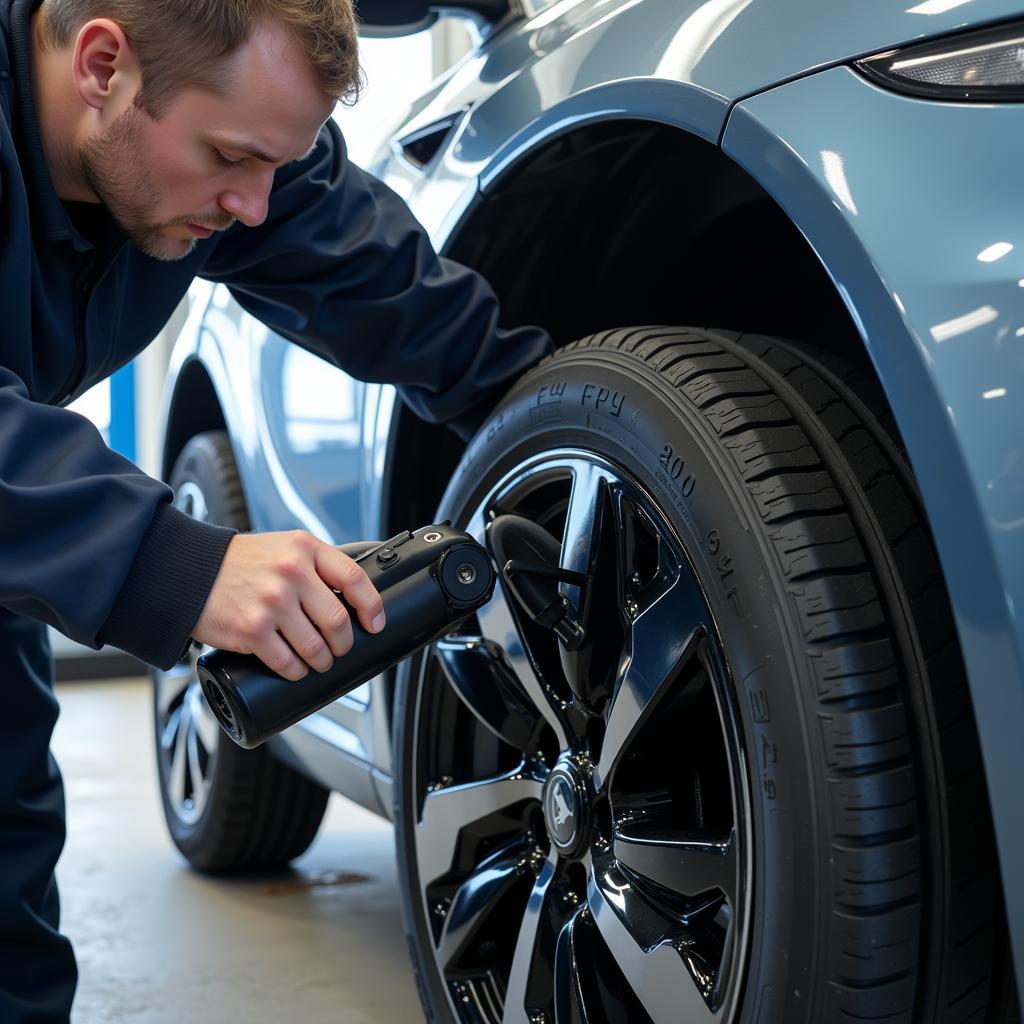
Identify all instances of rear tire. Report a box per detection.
[393,327,1004,1022]
[153,430,329,873]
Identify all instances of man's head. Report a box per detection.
[34,0,359,260]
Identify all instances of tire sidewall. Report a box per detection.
[396,348,827,1023]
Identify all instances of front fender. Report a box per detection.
[379,0,1024,244]
[722,64,1024,984]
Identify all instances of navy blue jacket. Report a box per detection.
[0,0,552,669]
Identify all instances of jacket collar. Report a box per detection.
[3,0,84,245]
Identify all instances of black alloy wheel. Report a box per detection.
[412,455,752,1021]
[394,328,1005,1023]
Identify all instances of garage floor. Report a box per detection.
[52,677,423,1024]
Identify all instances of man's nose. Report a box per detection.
[218,169,274,228]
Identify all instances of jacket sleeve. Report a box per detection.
[200,120,553,440]
[0,368,235,670]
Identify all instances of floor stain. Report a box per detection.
[256,870,374,895]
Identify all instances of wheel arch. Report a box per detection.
[386,112,875,531]
[161,358,230,483]
[452,114,869,373]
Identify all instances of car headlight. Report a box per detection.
[857,20,1024,101]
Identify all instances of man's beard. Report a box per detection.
[78,105,232,262]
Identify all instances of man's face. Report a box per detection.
[78,22,335,261]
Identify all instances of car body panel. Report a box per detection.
[378,0,1024,242]
[158,0,1024,992]
[720,65,1024,973]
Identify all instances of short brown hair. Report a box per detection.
[39,0,361,117]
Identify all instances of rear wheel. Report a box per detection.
[393,328,1003,1022]
[153,430,329,872]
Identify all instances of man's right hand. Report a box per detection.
[192,531,386,681]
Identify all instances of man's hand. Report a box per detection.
[192,531,385,680]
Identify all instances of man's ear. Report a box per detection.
[71,19,142,119]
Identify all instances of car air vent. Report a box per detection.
[397,110,466,170]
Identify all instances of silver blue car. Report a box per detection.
[152,2,1024,1020]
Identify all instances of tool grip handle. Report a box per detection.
[197,528,494,749]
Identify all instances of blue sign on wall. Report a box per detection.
[108,361,136,464]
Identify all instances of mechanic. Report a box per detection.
[0,0,553,1019]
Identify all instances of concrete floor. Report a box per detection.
[52,677,423,1023]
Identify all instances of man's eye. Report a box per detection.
[214,150,244,167]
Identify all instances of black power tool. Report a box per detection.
[197,523,496,749]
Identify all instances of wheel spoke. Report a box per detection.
[588,871,717,1024]
[436,636,543,753]
[418,767,544,886]
[438,848,526,973]
[156,662,194,716]
[168,712,188,810]
[503,854,559,1024]
[186,721,207,817]
[558,475,630,705]
[160,705,183,752]
[476,586,568,750]
[594,572,708,791]
[556,461,608,638]
[613,829,736,908]
[187,683,221,755]
[463,507,489,547]
[553,909,594,1024]
[614,492,642,591]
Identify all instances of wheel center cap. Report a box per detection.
[543,758,591,857]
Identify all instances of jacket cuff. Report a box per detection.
[98,501,237,670]
[446,398,495,442]
[442,333,556,442]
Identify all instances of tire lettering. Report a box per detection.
[529,405,564,427]
[537,382,566,405]
[658,443,697,500]
[745,669,778,801]
[761,728,778,799]
[749,688,771,723]
[531,383,564,426]
[582,383,624,417]
[706,531,741,612]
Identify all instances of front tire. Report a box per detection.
[153,430,329,873]
[393,328,1002,1022]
